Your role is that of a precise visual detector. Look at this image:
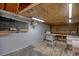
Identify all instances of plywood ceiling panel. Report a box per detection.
[19,3,31,11]
[0,3,31,14]
[0,3,4,9]
[34,4,68,24]
[4,3,18,13]
[21,3,79,25]
[21,3,69,25]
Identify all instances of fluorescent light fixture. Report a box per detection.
[32,17,45,22]
[69,4,72,18]
[69,19,72,23]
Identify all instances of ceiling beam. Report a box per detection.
[19,3,40,14]
[16,3,20,14]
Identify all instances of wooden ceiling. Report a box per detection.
[20,3,79,25]
[0,3,79,25]
[0,3,31,13]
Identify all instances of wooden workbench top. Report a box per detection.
[0,31,11,36]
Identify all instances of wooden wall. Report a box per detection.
[52,24,78,35]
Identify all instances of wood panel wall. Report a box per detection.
[52,24,78,35]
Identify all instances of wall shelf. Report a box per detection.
[0,16,28,35]
[0,31,11,36]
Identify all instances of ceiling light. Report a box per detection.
[69,4,72,19]
[69,19,72,23]
[32,17,45,22]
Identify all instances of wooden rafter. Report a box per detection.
[19,3,40,14]
[16,3,20,14]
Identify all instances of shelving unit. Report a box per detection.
[0,16,28,35]
[0,31,11,36]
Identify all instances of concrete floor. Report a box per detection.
[4,41,73,56]
[4,45,46,56]
[32,41,73,56]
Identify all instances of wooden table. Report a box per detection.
[52,34,67,42]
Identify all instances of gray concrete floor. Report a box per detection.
[4,45,46,56]
[4,41,74,56]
